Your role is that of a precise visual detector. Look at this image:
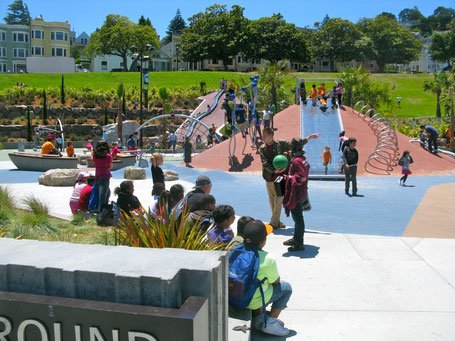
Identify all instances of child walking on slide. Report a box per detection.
[398,150,413,186]
[321,146,332,174]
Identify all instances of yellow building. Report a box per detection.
[30,16,70,58]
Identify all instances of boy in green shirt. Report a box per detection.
[243,220,292,336]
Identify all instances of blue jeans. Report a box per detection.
[267,281,292,310]
[97,178,110,212]
[290,201,305,245]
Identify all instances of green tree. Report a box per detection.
[258,60,292,112]
[314,18,372,71]
[338,67,393,109]
[138,15,151,27]
[427,6,455,32]
[87,14,159,71]
[3,0,31,25]
[423,72,451,118]
[42,90,48,125]
[179,5,246,70]
[60,75,65,107]
[398,6,424,29]
[358,15,422,72]
[430,29,455,68]
[242,14,311,64]
[162,9,187,45]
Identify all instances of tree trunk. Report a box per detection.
[377,61,385,73]
[223,59,229,71]
[449,88,454,152]
[436,94,441,118]
[123,55,129,72]
[271,84,277,113]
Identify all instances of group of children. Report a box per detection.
[300,81,343,113]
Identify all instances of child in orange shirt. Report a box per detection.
[310,84,318,106]
[66,141,75,157]
[321,146,332,174]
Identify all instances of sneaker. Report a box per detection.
[345,191,351,196]
[283,238,295,246]
[288,243,305,252]
[398,179,402,186]
[261,317,289,336]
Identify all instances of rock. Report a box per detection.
[124,167,146,180]
[38,169,81,187]
[164,170,179,181]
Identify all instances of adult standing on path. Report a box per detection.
[420,125,439,154]
[259,128,318,229]
[183,137,193,167]
[282,139,310,251]
[336,82,343,107]
[92,141,112,212]
[343,137,359,196]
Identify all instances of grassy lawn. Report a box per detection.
[0,71,436,118]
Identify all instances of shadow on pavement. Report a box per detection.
[252,328,297,340]
[229,153,254,172]
[282,244,320,259]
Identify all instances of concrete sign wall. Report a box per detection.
[0,291,208,341]
[0,239,228,341]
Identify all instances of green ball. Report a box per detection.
[273,155,288,169]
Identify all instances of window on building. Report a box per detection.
[211,59,217,65]
[0,31,6,42]
[13,32,28,42]
[32,30,44,39]
[51,31,68,41]
[0,47,6,57]
[237,56,241,63]
[119,61,124,67]
[32,46,44,56]
[13,48,28,58]
[52,48,66,57]
[101,61,107,70]
[0,63,7,72]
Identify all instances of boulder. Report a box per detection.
[124,167,146,180]
[164,170,179,181]
[38,169,81,187]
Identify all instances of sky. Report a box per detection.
[0,0,453,39]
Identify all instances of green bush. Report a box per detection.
[23,195,49,216]
[0,186,16,211]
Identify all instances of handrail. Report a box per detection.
[348,105,401,175]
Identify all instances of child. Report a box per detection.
[150,152,164,185]
[310,84,317,106]
[186,193,216,231]
[207,205,235,244]
[66,141,75,157]
[149,182,165,214]
[85,138,93,152]
[227,216,253,250]
[253,111,263,141]
[69,172,87,214]
[111,141,120,160]
[263,106,271,129]
[243,220,292,336]
[319,97,328,112]
[419,128,427,148]
[115,180,143,217]
[321,146,332,174]
[398,150,413,186]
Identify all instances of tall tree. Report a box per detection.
[3,0,31,25]
[398,6,424,29]
[430,28,455,68]
[358,15,422,72]
[87,14,159,71]
[138,15,151,27]
[162,9,187,45]
[423,72,451,118]
[179,5,246,70]
[258,60,291,113]
[314,18,373,71]
[427,6,455,32]
[242,14,311,64]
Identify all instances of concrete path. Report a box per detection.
[252,231,455,340]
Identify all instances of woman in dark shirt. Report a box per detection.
[150,152,165,184]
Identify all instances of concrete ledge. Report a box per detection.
[0,238,228,341]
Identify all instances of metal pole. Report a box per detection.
[139,57,143,149]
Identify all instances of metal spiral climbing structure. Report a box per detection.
[353,101,400,175]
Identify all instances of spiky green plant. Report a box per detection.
[42,89,48,124]
[116,208,225,251]
[23,195,49,216]
[0,186,16,211]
